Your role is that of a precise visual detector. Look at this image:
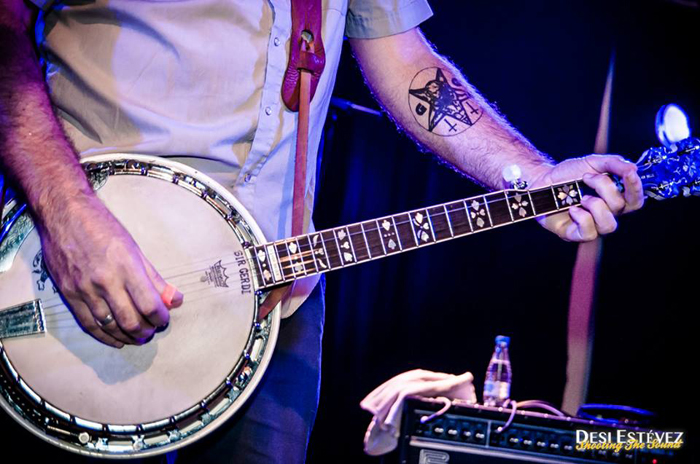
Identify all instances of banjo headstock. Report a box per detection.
[636,136,700,200]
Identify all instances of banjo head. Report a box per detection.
[0,155,279,458]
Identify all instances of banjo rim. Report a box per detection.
[0,153,281,458]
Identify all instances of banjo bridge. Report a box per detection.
[0,299,45,339]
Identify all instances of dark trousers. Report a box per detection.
[176,278,326,463]
[2,278,325,464]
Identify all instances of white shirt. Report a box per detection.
[33,0,432,316]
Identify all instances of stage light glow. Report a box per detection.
[656,104,691,147]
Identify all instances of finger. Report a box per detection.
[85,297,135,345]
[141,256,184,309]
[102,287,156,341]
[565,206,598,242]
[125,265,170,328]
[580,195,617,235]
[536,211,571,240]
[160,284,181,309]
[621,170,645,213]
[582,173,625,215]
[584,154,637,178]
[68,299,124,348]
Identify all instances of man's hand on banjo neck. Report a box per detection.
[1,1,182,348]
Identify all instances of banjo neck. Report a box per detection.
[249,134,700,289]
[247,179,584,290]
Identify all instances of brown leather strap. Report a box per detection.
[282,0,326,112]
[258,284,292,321]
[292,68,312,236]
[283,0,325,237]
[260,0,326,319]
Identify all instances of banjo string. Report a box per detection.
[42,287,244,326]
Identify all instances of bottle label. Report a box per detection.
[484,380,510,400]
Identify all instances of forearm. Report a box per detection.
[350,29,553,190]
[0,4,93,228]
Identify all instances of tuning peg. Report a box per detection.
[641,147,666,165]
[656,104,691,148]
[502,164,528,189]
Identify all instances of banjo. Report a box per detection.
[1,137,698,458]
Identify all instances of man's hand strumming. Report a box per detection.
[38,194,183,348]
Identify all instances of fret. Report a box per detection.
[550,186,560,210]
[445,201,471,235]
[406,212,419,245]
[285,239,303,276]
[527,190,537,215]
[530,187,558,216]
[334,227,356,265]
[376,218,400,254]
[266,244,283,282]
[253,245,274,286]
[321,230,343,268]
[345,227,358,263]
[390,217,404,251]
[304,235,319,272]
[574,180,584,203]
[247,249,264,289]
[309,233,331,272]
[394,213,417,249]
[463,200,474,231]
[348,225,370,261]
[504,192,514,222]
[359,222,379,259]
[298,236,317,274]
[427,213,437,241]
[442,204,455,237]
[552,182,582,209]
[408,209,435,245]
[483,192,511,227]
[251,246,265,286]
[483,196,495,227]
[373,220,389,255]
[466,197,489,230]
[294,238,309,275]
[428,206,451,241]
[284,239,305,275]
[275,241,295,280]
[506,190,536,220]
[408,214,420,246]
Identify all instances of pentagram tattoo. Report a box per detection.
[408,67,482,136]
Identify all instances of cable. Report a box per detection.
[494,399,569,434]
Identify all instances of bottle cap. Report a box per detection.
[495,335,510,346]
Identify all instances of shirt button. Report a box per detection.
[244,173,253,183]
[265,106,272,116]
[274,37,281,47]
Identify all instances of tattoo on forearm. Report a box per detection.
[408,67,482,136]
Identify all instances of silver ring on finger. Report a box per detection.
[95,313,115,328]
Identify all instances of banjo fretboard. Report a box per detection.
[248,180,583,290]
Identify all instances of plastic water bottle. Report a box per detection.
[483,335,512,407]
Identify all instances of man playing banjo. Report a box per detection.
[0,1,644,462]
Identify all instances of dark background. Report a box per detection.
[0,1,697,462]
[309,1,699,462]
